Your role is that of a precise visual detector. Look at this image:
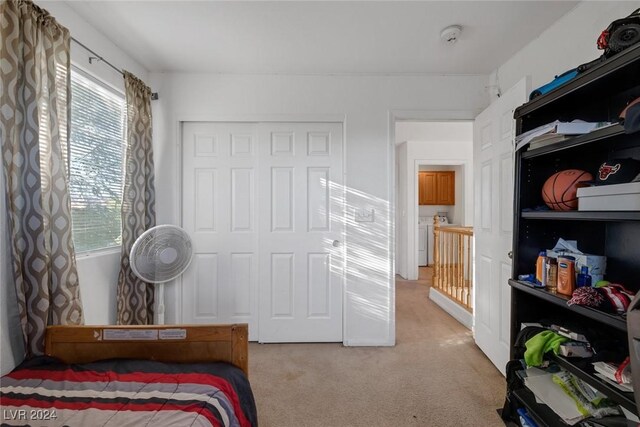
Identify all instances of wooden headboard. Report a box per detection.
[45,324,249,376]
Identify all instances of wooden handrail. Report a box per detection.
[432,216,474,312]
[434,225,473,236]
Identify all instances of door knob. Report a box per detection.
[332,240,341,247]
[508,251,513,259]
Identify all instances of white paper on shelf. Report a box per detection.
[621,406,640,423]
[514,120,610,152]
[551,238,582,255]
[525,367,549,378]
[593,373,635,393]
[524,370,586,424]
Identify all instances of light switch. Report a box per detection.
[355,208,375,222]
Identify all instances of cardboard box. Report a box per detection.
[577,182,640,211]
[546,249,606,283]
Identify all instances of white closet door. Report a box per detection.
[182,122,260,339]
[181,121,344,343]
[257,122,344,343]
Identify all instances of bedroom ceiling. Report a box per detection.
[59,1,579,75]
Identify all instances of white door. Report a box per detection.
[257,123,344,342]
[182,122,260,339]
[181,122,344,343]
[473,78,529,375]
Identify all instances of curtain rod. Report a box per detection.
[71,37,159,100]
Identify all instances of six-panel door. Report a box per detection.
[181,122,344,343]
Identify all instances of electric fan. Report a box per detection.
[130,224,193,324]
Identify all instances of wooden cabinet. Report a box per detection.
[418,172,436,205]
[436,172,454,205]
[418,171,454,205]
[505,44,640,424]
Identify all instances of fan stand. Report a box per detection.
[155,283,165,325]
[129,225,193,325]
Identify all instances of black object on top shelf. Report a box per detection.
[509,280,628,332]
[515,43,640,120]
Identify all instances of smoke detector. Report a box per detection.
[440,25,462,45]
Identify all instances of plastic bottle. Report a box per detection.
[576,266,592,288]
[536,251,547,287]
[518,274,536,283]
[546,258,558,293]
[557,256,576,296]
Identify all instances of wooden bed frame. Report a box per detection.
[45,324,248,376]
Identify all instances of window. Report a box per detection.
[69,70,126,252]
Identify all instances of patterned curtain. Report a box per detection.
[116,72,156,325]
[0,0,84,357]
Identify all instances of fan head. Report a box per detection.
[130,225,193,283]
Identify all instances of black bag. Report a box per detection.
[499,326,546,424]
[500,359,527,423]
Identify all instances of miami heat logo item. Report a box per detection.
[599,162,621,180]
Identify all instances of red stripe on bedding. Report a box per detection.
[7,369,250,426]
[0,396,220,426]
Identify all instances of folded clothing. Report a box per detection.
[525,331,569,367]
[567,284,635,314]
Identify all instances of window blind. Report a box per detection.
[69,70,126,252]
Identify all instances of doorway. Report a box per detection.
[394,120,474,282]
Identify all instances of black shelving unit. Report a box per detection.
[505,41,640,424]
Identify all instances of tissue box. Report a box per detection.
[577,182,640,211]
[546,250,607,283]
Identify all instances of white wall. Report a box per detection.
[396,143,408,278]
[489,1,635,101]
[41,1,149,91]
[150,72,488,345]
[1,1,150,374]
[396,121,476,144]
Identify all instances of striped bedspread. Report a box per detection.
[0,357,257,427]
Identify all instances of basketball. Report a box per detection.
[541,169,593,211]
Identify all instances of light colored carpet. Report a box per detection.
[248,267,505,427]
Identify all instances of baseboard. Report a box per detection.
[343,339,395,347]
[429,288,473,330]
